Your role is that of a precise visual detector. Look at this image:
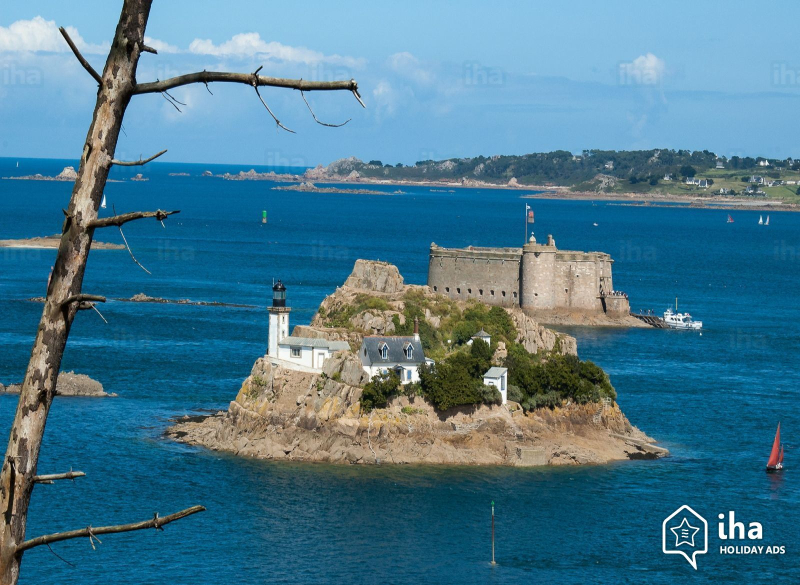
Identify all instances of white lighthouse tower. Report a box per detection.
[268,280,291,357]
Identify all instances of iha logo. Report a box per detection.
[663,507,786,570]
[663,505,708,570]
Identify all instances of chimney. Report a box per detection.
[413,317,420,341]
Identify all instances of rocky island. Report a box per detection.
[1,372,112,397]
[168,260,666,466]
[0,234,125,250]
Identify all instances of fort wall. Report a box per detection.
[428,239,630,316]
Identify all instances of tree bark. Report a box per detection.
[0,2,153,582]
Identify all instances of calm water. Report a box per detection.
[0,157,798,584]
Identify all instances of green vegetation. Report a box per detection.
[360,371,401,411]
[504,344,615,411]
[401,406,425,415]
[336,151,800,202]
[321,294,392,328]
[417,341,501,411]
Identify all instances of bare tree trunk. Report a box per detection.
[0,2,152,582]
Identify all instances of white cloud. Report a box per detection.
[0,16,108,54]
[618,53,666,85]
[387,51,434,86]
[144,36,179,54]
[188,32,363,67]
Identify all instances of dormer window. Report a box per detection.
[380,343,389,360]
[405,345,413,360]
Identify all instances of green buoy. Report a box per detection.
[262,210,267,224]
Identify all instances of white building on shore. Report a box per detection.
[267,281,349,372]
[359,318,427,384]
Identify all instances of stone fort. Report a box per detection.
[427,234,630,316]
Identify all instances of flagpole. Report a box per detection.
[491,500,496,565]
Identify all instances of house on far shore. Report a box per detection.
[698,179,709,189]
[467,329,491,346]
[718,187,731,195]
[483,367,509,405]
[267,281,350,372]
[750,175,765,185]
[663,173,672,181]
[604,161,614,170]
[716,159,725,169]
[359,318,427,384]
[758,159,770,167]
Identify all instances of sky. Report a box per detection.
[1,0,800,166]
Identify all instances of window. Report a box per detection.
[406,370,412,381]
[513,292,517,298]
[457,288,461,294]
[291,347,301,358]
[490,290,495,296]
[433,286,438,292]
[445,287,450,293]
[479,289,483,295]
[501,291,506,297]
[380,343,389,360]
[406,345,413,360]
[468,288,472,294]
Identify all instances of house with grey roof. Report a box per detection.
[359,319,427,384]
[468,329,491,346]
[483,367,508,404]
[276,336,350,370]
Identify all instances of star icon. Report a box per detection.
[670,517,700,547]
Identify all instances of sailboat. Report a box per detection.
[766,423,784,472]
[758,215,763,225]
[16,161,19,168]
[727,214,734,223]
[101,194,107,209]
[765,215,770,226]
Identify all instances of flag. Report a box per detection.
[527,206,534,223]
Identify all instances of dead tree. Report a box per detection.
[0,2,362,583]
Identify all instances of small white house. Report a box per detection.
[758,159,770,167]
[467,329,491,346]
[277,336,350,370]
[663,173,672,181]
[483,367,508,405]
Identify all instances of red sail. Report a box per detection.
[767,423,781,467]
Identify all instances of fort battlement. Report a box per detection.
[428,236,630,316]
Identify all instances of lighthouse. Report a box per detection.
[268,280,291,357]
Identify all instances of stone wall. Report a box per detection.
[429,240,620,316]
[428,244,521,307]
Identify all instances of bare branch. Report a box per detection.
[134,71,361,100]
[300,89,350,128]
[141,44,158,55]
[253,85,295,134]
[60,294,106,309]
[118,226,150,275]
[111,149,167,167]
[16,505,205,553]
[33,471,85,484]
[58,27,102,85]
[89,209,179,229]
[90,304,109,324]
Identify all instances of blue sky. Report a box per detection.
[1,0,800,166]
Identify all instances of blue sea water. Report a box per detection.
[0,157,798,584]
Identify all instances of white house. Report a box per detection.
[663,173,672,181]
[716,159,725,169]
[467,329,491,346]
[267,281,349,372]
[758,159,770,167]
[750,175,764,185]
[483,367,508,405]
[359,319,426,384]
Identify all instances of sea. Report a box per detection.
[0,157,798,584]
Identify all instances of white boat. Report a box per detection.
[663,307,703,330]
[765,215,770,226]
[759,215,763,225]
[101,194,107,209]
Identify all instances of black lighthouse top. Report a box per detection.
[272,280,287,307]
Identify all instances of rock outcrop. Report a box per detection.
[343,259,405,294]
[167,359,663,466]
[167,259,666,466]
[2,372,112,397]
